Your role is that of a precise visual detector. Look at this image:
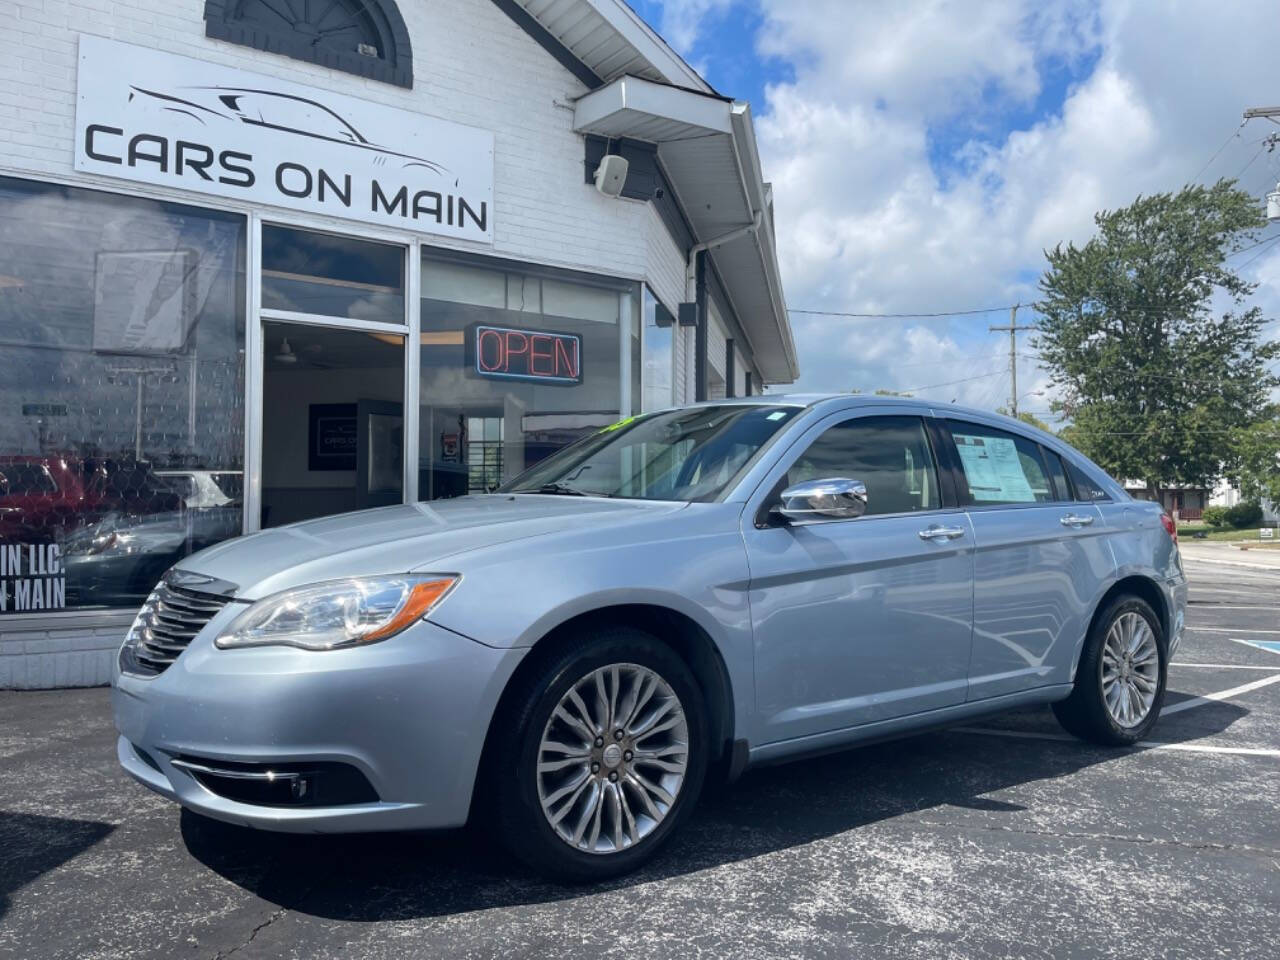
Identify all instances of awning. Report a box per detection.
[573,75,799,383]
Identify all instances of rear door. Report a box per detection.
[941,419,1113,700]
[743,410,975,744]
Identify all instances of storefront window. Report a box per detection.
[642,287,675,412]
[417,256,623,499]
[0,177,245,613]
[261,225,405,323]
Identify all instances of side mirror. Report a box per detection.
[777,478,868,523]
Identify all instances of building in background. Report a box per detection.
[0,0,797,687]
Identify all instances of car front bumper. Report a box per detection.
[112,611,526,833]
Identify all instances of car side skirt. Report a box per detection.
[746,684,1075,768]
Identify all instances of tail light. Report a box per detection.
[1160,512,1177,543]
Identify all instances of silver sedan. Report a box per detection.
[113,395,1186,880]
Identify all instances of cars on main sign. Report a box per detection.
[112,396,1186,880]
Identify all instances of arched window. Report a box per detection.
[204,0,414,89]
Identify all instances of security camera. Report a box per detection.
[594,154,629,198]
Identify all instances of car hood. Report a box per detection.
[176,495,688,600]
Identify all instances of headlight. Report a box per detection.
[215,575,457,651]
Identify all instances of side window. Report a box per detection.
[787,416,940,516]
[1041,449,1073,502]
[1065,460,1112,502]
[947,421,1054,505]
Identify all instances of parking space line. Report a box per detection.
[1231,637,1280,656]
[1162,673,1280,715]
[950,726,1280,758]
[1171,662,1280,671]
[1189,627,1280,634]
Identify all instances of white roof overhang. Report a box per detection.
[574,75,798,382]
[513,0,712,91]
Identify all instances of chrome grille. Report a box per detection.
[122,578,232,676]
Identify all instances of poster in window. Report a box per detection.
[309,404,357,471]
[93,249,197,354]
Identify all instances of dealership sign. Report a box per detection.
[73,36,494,242]
[470,325,583,385]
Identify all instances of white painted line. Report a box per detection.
[1162,673,1280,715]
[951,726,1280,758]
[1187,604,1280,610]
[1187,627,1280,635]
[1231,637,1280,656]
[1171,662,1280,671]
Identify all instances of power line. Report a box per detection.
[899,369,1005,394]
[788,304,1019,319]
[1190,118,1249,183]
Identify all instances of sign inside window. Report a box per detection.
[953,434,1036,502]
[469,325,583,385]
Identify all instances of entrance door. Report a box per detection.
[253,223,410,529]
[260,322,405,527]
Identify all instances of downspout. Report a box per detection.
[683,212,762,302]
[685,213,762,402]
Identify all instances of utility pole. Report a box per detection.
[989,305,1036,418]
[1244,107,1280,223]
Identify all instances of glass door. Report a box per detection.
[253,223,411,529]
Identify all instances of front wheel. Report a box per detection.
[490,628,708,881]
[1053,595,1167,745]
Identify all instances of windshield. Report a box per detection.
[501,405,802,502]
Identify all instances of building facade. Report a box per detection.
[0,0,798,687]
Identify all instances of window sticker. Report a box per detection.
[954,434,1037,503]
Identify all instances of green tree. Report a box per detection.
[1231,413,1280,505]
[1034,181,1278,501]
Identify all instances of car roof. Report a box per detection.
[691,393,1026,423]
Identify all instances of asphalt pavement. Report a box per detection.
[2,557,1278,960]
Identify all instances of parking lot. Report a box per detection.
[2,558,1278,960]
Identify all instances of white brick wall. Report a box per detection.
[0,0,686,284]
[0,0,693,688]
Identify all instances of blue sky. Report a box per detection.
[622,1,1280,415]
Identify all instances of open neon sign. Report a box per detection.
[470,324,582,385]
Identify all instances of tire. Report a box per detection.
[489,626,708,882]
[1053,595,1167,745]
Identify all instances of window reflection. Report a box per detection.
[261,225,405,323]
[418,257,622,499]
[0,177,245,612]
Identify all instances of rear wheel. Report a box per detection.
[1053,595,1167,745]
[490,627,708,881]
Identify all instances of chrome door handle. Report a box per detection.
[918,525,966,541]
[1060,514,1095,527]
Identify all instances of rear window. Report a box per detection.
[1065,460,1112,502]
[947,422,1054,505]
[0,464,57,495]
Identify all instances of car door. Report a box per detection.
[941,419,1114,700]
[743,410,975,745]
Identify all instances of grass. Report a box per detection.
[1177,521,1279,544]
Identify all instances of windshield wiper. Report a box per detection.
[531,482,590,496]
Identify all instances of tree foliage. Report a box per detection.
[1231,413,1280,505]
[1034,181,1278,497]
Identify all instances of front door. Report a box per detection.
[743,411,975,745]
[254,224,409,528]
[260,321,405,527]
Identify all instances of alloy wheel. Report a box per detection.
[1100,611,1160,728]
[535,663,690,855]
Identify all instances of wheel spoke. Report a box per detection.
[553,705,595,743]
[566,688,599,736]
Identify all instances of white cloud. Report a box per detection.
[713,0,1280,410]
[652,0,736,54]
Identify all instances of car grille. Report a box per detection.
[122,578,232,676]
